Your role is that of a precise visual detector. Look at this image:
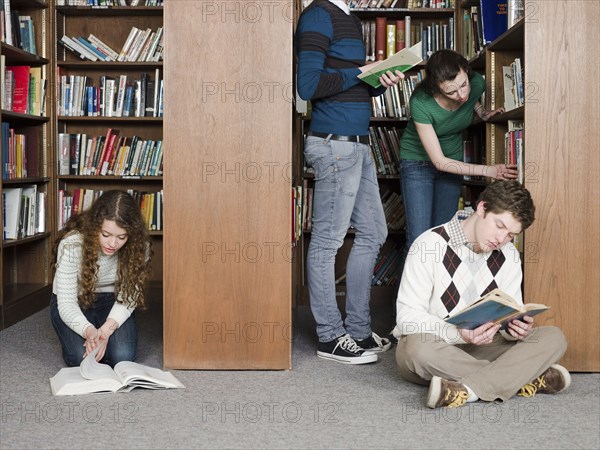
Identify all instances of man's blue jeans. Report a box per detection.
[50,293,137,367]
[400,159,463,251]
[304,136,387,342]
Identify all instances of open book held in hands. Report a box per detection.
[358,42,423,88]
[50,347,184,396]
[445,288,549,331]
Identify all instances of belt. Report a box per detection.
[307,131,369,145]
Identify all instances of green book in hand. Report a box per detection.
[357,42,423,89]
[445,288,549,331]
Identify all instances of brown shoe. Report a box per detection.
[518,364,571,397]
[426,376,469,408]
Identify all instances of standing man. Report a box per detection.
[296,0,403,364]
[393,181,570,407]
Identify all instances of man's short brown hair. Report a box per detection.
[476,181,536,231]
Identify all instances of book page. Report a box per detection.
[358,42,422,88]
[50,367,122,396]
[79,347,123,384]
[113,361,184,389]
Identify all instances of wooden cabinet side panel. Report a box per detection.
[524,1,600,371]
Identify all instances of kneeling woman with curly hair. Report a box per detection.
[50,190,153,367]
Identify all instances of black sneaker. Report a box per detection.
[355,332,392,353]
[317,334,378,365]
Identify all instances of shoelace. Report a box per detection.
[336,335,363,354]
[371,332,384,347]
[518,374,548,397]
[444,388,469,407]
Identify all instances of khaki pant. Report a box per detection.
[395,326,568,402]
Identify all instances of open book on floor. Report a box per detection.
[445,288,549,331]
[358,42,423,88]
[50,347,184,396]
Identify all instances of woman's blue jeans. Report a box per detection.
[304,136,388,342]
[50,293,137,367]
[400,159,463,252]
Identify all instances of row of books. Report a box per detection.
[372,242,403,287]
[380,188,405,232]
[1,60,47,115]
[57,71,163,118]
[2,122,28,180]
[502,58,523,111]
[57,0,162,5]
[462,6,484,60]
[349,0,454,9]
[462,126,486,182]
[59,26,163,63]
[364,17,453,63]
[369,126,402,176]
[2,185,46,240]
[505,120,524,184]
[1,5,36,54]
[58,130,163,177]
[57,189,163,231]
[372,73,422,119]
[298,183,406,236]
[364,17,454,62]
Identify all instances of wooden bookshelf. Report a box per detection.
[1,0,52,328]
[53,3,164,286]
[294,5,458,307]
[163,0,293,369]
[522,1,599,371]
[458,2,599,371]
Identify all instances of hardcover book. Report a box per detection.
[445,288,549,331]
[50,347,185,396]
[479,0,508,44]
[358,42,422,89]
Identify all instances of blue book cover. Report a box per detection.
[445,288,549,331]
[479,0,508,45]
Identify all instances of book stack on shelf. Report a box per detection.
[57,131,163,177]
[57,70,163,118]
[57,188,162,232]
[54,1,164,288]
[369,126,401,175]
[1,0,52,327]
[501,58,523,111]
[296,2,457,305]
[380,188,405,232]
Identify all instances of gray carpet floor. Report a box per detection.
[1,303,598,450]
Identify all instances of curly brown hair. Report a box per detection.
[52,190,153,311]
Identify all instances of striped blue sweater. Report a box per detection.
[296,0,383,136]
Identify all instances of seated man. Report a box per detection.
[393,180,570,408]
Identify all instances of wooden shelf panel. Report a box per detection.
[2,232,51,248]
[56,6,163,16]
[2,177,50,185]
[0,44,50,65]
[488,19,524,51]
[0,110,50,123]
[58,61,163,70]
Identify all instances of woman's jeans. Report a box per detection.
[400,159,463,252]
[50,293,137,367]
[304,136,388,342]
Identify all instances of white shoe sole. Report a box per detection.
[316,350,378,365]
[426,376,442,409]
[550,364,572,392]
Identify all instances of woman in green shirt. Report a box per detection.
[400,49,517,253]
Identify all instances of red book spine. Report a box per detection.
[375,17,387,61]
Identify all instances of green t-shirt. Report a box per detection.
[400,72,485,161]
